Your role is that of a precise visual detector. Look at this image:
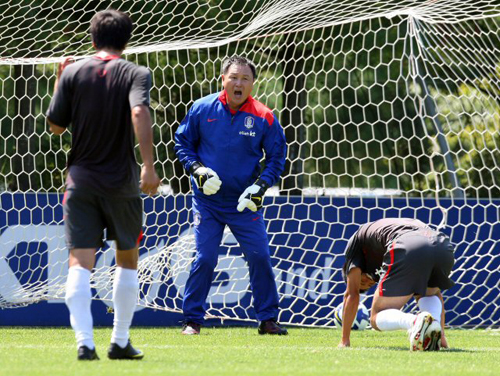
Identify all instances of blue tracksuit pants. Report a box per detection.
[182,197,279,324]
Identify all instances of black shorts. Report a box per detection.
[63,188,143,250]
[378,231,455,297]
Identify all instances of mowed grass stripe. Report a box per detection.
[1,327,498,376]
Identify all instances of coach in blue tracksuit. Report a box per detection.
[175,55,288,335]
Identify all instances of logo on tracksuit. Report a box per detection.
[244,116,254,129]
[240,116,256,137]
[194,212,202,226]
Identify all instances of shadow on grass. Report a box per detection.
[439,348,477,353]
[373,346,410,351]
[372,346,476,353]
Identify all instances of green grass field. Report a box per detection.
[1,327,498,376]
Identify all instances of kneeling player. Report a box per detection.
[339,218,455,351]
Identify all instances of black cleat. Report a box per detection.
[77,345,99,361]
[107,341,144,360]
[258,319,288,335]
[181,321,201,335]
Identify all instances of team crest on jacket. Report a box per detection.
[244,116,254,129]
[194,212,202,226]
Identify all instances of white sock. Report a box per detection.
[418,296,442,323]
[111,267,139,348]
[375,309,416,331]
[65,266,94,349]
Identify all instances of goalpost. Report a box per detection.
[1,0,499,328]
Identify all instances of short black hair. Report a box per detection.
[222,55,257,80]
[90,10,133,51]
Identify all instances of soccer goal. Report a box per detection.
[0,0,499,328]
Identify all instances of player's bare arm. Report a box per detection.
[131,104,160,195]
[54,57,75,92]
[360,273,376,291]
[47,119,66,135]
[436,290,449,348]
[47,57,75,135]
[339,267,362,348]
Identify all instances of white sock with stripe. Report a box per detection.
[418,296,442,323]
[65,266,94,349]
[375,309,416,331]
[111,267,139,348]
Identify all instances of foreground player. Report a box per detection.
[339,218,455,351]
[47,10,160,360]
[175,55,288,335]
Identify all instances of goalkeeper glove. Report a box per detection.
[237,179,269,212]
[191,162,222,195]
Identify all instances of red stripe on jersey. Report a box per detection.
[378,241,395,297]
[219,90,228,106]
[62,191,68,205]
[136,230,144,246]
[240,96,275,126]
[219,90,241,114]
[218,91,275,126]
[93,54,120,61]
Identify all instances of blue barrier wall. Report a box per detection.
[1,193,499,327]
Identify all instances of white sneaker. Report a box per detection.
[409,312,434,351]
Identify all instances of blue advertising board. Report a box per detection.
[1,193,499,327]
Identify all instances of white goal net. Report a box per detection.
[1,0,499,328]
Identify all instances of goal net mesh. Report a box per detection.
[1,0,499,328]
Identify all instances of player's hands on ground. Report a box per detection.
[237,179,269,212]
[192,165,222,195]
[337,339,350,348]
[140,165,161,196]
[440,332,449,349]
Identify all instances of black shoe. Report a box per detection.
[77,345,99,361]
[107,341,144,360]
[258,319,288,335]
[181,321,201,335]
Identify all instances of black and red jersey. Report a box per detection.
[342,218,438,282]
[47,55,151,197]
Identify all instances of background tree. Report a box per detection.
[0,1,498,200]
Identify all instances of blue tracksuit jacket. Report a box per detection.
[175,91,286,323]
[175,91,287,207]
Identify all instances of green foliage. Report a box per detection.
[0,3,499,198]
[435,83,500,198]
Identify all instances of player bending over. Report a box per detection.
[339,218,455,351]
